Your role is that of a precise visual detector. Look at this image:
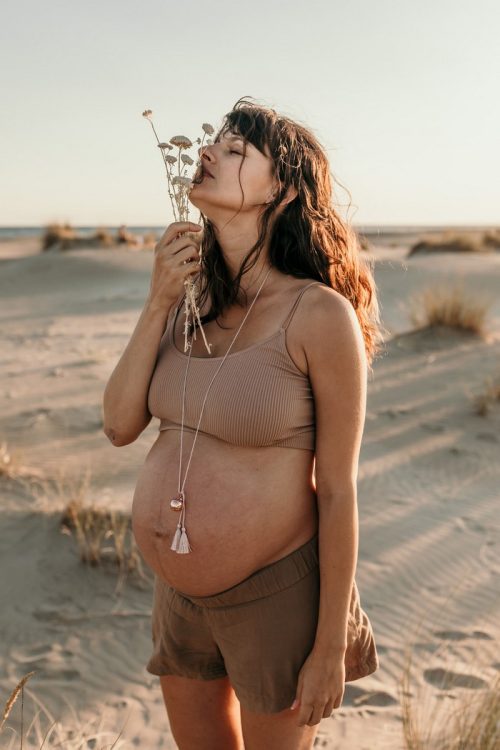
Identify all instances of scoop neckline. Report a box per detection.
[170,322,286,360]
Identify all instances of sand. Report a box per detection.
[1,233,499,748]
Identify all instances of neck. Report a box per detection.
[207,217,275,295]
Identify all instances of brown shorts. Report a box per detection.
[146,532,379,714]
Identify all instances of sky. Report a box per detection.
[1,0,498,227]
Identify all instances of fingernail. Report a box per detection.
[290,699,298,710]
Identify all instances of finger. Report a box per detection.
[170,239,201,257]
[297,703,314,727]
[175,247,201,266]
[163,222,202,246]
[180,259,202,272]
[155,238,199,260]
[308,705,325,726]
[322,699,335,718]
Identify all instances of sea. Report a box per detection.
[0,225,495,241]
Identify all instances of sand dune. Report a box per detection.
[1,237,499,748]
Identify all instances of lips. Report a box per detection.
[202,165,215,179]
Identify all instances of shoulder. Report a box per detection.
[299,282,366,371]
[297,281,360,339]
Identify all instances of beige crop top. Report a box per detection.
[147,281,319,451]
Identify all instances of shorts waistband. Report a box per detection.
[175,532,319,608]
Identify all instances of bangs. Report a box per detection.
[216,106,272,159]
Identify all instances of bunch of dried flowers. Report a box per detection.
[142,109,214,353]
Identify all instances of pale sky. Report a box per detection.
[1,0,498,227]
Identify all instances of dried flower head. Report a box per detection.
[170,135,193,149]
[142,109,215,353]
[172,176,193,187]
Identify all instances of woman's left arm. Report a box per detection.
[290,285,367,726]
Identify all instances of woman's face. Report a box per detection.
[189,132,277,219]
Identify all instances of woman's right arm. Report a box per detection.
[102,221,203,447]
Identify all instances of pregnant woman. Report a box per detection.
[103,98,381,750]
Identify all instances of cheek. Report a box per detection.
[243,167,272,197]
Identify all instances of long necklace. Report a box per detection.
[168,265,273,554]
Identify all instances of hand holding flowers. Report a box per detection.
[142,109,215,353]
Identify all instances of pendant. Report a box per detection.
[170,491,184,512]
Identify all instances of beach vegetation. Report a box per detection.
[407,281,491,336]
[1,671,127,748]
[400,625,500,749]
[408,230,499,257]
[471,371,500,416]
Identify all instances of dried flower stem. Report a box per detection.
[142,109,215,353]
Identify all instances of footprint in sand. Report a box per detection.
[454,516,486,533]
[433,629,470,641]
[19,662,80,680]
[424,668,488,690]
[470,630,494,640]
[342,684,397,708]
[420,422,445,433]
[475,432,498,443]
[433,628,494,641]
[11,642,55,661]
[10,642,80,680]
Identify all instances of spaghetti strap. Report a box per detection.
[281,282,319,330]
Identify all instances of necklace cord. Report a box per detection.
[177,266,273,496]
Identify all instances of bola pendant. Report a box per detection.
[170,491,184,512]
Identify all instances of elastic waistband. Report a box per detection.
[176,532,319,608]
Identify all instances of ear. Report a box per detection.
[281,184,298,207]
[267,183,298,207]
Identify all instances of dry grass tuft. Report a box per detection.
[482,228,500,250]
[40,223,158,252]
[358,233,371,252]
[408,230,498,257]
[472,371,500,416]
[40,223,130,251]
[1,673,128,748]
[94,227,115,246]
[401,649,500,749]
[0,672,36,734]
[399,581,500,749]
[407,281,491,336]
[0,439,44,482]
[60,495,143,575]
[41,223,77,251]
[23,465,147,591]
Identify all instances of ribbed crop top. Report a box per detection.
[147,281,318,451]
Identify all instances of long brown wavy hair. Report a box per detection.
[190,96,383,370]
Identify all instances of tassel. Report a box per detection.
[176,526,192,554]
[170,523,182,552]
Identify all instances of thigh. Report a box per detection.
[240,704,319,750]
[160,673,244,750]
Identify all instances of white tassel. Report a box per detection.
[176,526,192,554]
[170,523,182,552]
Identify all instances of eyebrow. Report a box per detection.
[217,134,246,145]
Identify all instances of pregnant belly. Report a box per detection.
[131,429,318,596]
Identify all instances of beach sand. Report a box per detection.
[1,233,499,748]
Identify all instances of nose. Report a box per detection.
[199,144,213,160]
